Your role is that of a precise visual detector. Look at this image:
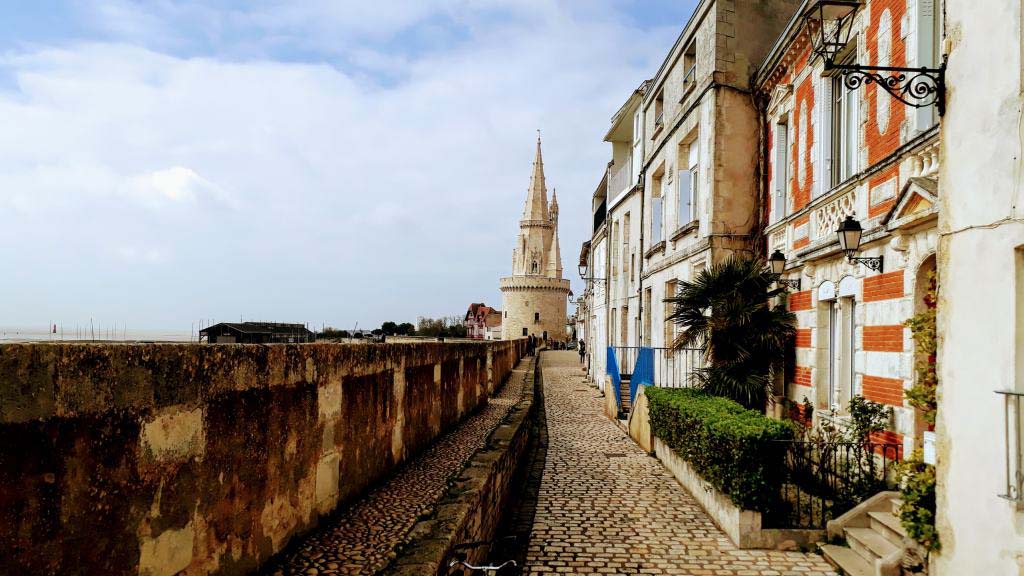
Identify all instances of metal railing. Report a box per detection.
[998,390,1024,501]
[609,346,704,391]
[683,65,696,87]
[767,440,902,529]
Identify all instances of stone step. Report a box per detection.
[868,511,907,547]
[821,544,873,576]
[891,498,902,516]
[846,527,900,565]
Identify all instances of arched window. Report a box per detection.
[531,260,539,274]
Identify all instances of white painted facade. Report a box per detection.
[932,0,1024,572]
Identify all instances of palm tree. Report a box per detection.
[666,255,796,410]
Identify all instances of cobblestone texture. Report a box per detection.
[261,358,533,576]
[524,351,838,576]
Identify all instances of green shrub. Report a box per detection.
[646,387,794,512]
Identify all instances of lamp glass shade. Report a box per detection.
[805,0,860,64]
[817,0,859,20]
[769,250,787,275]
[578,263,588,278]
[836,215,863,254]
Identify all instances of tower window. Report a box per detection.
[535,312,540,323]
[522,327,528,336]
[531,260,539,274]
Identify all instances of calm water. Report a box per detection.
[0,326,194,342]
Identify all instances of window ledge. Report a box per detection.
[651,124,664,141]
[645,240,666,259]
[671,220,699,242]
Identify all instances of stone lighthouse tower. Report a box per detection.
[500,134,570,341]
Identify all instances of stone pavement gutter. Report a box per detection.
[382,355,540,575]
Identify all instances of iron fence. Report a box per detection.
[766,440,902,529]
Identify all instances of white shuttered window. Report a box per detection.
[773,121,789,222]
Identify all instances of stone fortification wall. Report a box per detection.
[384,355,539,574]
[0,339,525,575]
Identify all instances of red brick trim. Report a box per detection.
[862,375,904,406]
[863,325,903,352]
[789,290,812,311]
[863,271,904,302]
[869,430,904,460]
[794,366,812,387]
[795,328,812,348]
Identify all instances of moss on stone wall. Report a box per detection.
[0,340,526,576]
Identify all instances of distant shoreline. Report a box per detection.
[0,326,193,343]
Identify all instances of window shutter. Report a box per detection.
[773,124,788,221]
[845,85,859,178]
[915,0,938,130]
[818,76,834,197]
[652,196,663,243]
[677,169,692,225]
[632,110,644,178]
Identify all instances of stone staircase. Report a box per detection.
[820,492,907,576]
[618,376,632,416]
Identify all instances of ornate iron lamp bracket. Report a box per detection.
[827,56,947,116]
[776,278,802,290]
[847,254,884,273]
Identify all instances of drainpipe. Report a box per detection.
[751,84,771,257]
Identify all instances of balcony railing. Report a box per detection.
[607,163,634,197]
[998,390,1024,501]
[608,346,704,391]
[683,65,696,87]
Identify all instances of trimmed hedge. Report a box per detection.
[646,387,793,512]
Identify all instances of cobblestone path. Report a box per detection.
[261,357,535,576]
[524,351,837,576]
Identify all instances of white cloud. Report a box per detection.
[0,2,689,329]
[119,166,232,207]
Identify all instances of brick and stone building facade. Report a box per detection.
[463,303,500,340]
[500,136,570,341]
[755,0,943,456]
[636,0,803,352]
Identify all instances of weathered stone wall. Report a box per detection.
[0,340,526,576]
[384,356,538,574]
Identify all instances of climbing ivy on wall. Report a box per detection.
[901,269,939,553]
[905,270,938,425]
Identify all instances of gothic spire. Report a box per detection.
[546,220,563,279]
[521,131,549,222]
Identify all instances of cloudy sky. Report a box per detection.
[0,0,697,333]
